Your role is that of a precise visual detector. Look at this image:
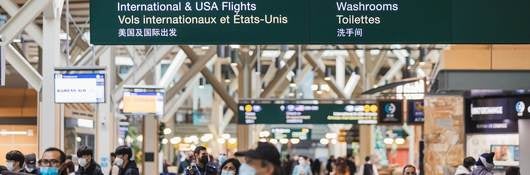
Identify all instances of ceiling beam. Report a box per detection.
[5,44,42,89]
[112,45,174,101]
[260,52,297,98]
[0,0,52,46]
[180,45,238,113]
[304,52,347,98]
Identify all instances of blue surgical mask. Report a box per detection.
[239,163,256,175]
[39,167,59,175]
[218,155,227,165]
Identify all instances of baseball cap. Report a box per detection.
[25,153,37,164]
[235,142,281,166]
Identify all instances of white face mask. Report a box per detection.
[6,161,15,171]
[78,158,88,167]
[239,163,256,175]
[114,157,124,167]
[25,164,35,172]
[298,159,306,165]
[221,170,235,175]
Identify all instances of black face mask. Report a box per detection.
[199,156,209,164]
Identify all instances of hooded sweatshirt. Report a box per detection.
[454,165,471,175]
[471,154,494,175]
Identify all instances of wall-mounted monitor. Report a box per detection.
[122,86,164,116]
[490,144,519,167]
[54,67,106,103]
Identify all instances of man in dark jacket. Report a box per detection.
[76,146,104,175]
[185,146,217,175]
[115,146,140,175]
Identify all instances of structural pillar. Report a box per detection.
[96,47,117,173]
[519,120,530,173]
[237,46,254,151]
[143,115,159,175]
[38,0,64,154]
[336,56,345,91]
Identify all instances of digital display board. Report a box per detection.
[123,87,164,115]
[465,97,525,133]
[54,72,106,103]
[407,100,424,124]
[378,100,403,124]
[238,103,378,124]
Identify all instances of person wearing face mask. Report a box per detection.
[4,150,25,173]
[237,142,284,175]
[471,152,495,175]
[220,158,241,175]
[185,146,217,175]
[114,146,139,175]
[292,156,312,175]
[23,153,39,174]
[75,146,103,175]
[455,157,476,175]
[39,147,67,175]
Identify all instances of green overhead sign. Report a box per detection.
[238,103,379,124]
[91,0,530,44]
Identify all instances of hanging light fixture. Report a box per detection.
[230,48,239,66]
[316,84,323,95]
[324,67,332,81]
[199,78,205,89]
[289,78,296,88]
[224,72,231,83]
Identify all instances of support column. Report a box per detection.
[237,47,254,151]
[39,1,63,154]
[210,61,224,155]
[336,56,345,91]
[143,115,159,175]
[96,47,117,173]
[519,120,530,173]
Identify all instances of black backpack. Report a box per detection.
[363,164,373,175]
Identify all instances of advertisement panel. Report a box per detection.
[464,96,529,133]
[407,100,424,124]
[378,100,403,124]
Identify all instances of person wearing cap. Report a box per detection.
[76,145,104,175]
[23,153,39,174]
[5,150,25,173]
[471,152,495,175]
[185,146,217,175]
[239,142,284,175]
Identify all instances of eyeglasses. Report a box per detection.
[404,172,416,175]
[39,159,61,166]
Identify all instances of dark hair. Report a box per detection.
[403,165,416,174]
[365,156,371,162]
[335,157,349,174]
[44,147,67,163]
[115,145,133,160]
[6,150,25,165]
[463,157,476,170]
[193,146,207,155]
[110,152,116,157]
[221,158,241,175]
[76,145,94,157]
[505,166,520,175]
